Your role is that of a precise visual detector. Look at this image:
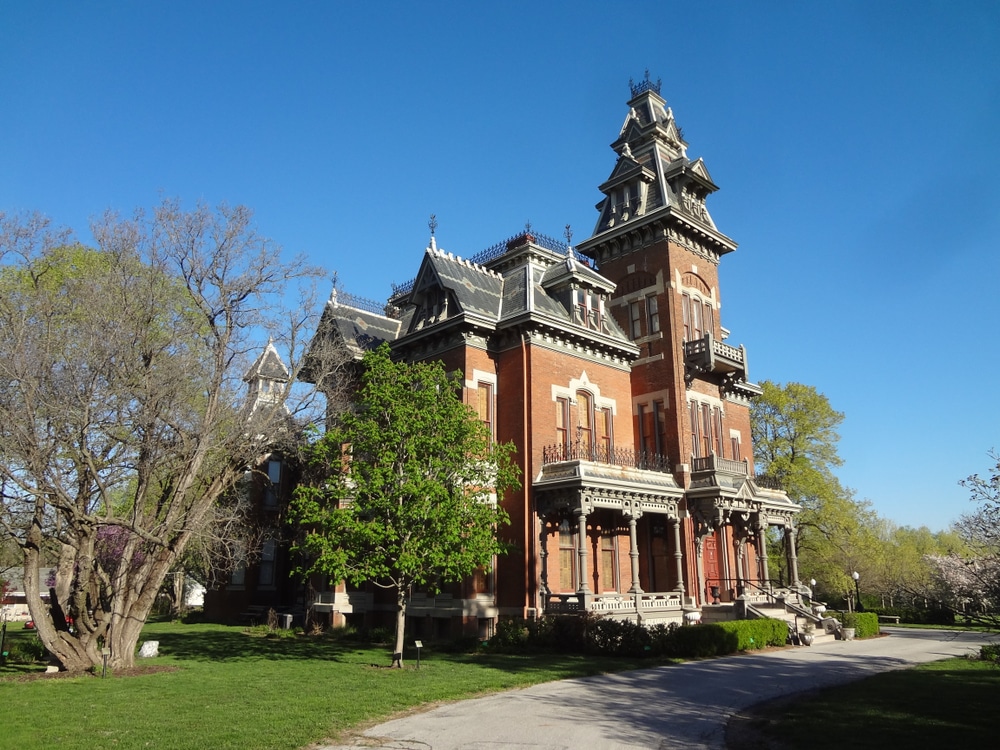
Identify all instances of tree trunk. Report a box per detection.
[393,587,407,668]
[23,539,175,671]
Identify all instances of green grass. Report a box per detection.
[0,620,656,749]
[746,656,1000,748]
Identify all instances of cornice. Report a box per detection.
[578,207,736,267]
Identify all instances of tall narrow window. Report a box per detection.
[629,300,642,339]
[646,294,660,334]
[703,302,714,338]
[600,530,618,592]
[263,459,281,508]
[689,400,701,459]
[597,407,613,460]
[682,294,692,341]
[713,407,724,457]
[258,538,276,587]
[577,391,593,453]
[638,404,651,454]
[555,397,570,449]
[653,400,666,454]
[701,403,713,457]
[731,434,742,461]
[558,518,576,592]
[691,302,703,340]
[477,382,494,441]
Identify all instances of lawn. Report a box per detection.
[0,619,653,749]
[737,654,1000,749]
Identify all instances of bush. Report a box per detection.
[5,634,49,664]
[588,617,651,657]
[869,606,955,625]
[854,612,880,638]
[978,643,1000,664]
[486,618,529,652]
[718,619,788,650]
[666,623,737,658]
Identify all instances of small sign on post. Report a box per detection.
[101,647,111,678]
[414,640,423,670]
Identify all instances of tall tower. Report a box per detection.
[578,75,796,601]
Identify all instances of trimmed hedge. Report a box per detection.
[870,606,954,625]
[854,611,880,638]
[486,615,790,659]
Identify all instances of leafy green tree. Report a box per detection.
[290,344,520,665]
[0,204,324,671]
[751,381,865,597]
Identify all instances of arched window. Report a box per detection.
[682,292,715,342]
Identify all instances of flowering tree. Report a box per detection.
[928,451,1000,627]
[0,202,329,670]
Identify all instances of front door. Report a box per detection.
[650,521,671,591]
[704,532,721,603]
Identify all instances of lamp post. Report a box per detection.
[852,571,862,612]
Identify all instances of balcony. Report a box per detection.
[542,441,671,473]
[684,334,760,397]
[691,454,749,476]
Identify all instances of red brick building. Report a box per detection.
[305,78,802,637]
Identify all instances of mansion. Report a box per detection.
[206,77,803,637]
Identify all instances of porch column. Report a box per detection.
[538,519,550,599]
[757,521,770,588]
[786,524,801,589]
[576,507,591,594]
[718,518,731,598]
[695,535,707,607]
[671,517,685,595]
[626,510,643,594]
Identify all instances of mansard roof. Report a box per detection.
[312,289,402,361]
[540,247,617,295]
[579,76,736,259]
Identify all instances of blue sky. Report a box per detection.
[3,1,998,532]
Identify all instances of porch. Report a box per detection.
[534,444,691,625]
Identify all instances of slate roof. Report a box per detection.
[319,295,402,359]
[244,341,290,383]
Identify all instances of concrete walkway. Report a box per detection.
[319,628,996,750]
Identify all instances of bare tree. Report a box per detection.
[0,201,345,670]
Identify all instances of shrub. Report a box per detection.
[666,623,738,658]
[978,643,1000,664]
[6,634,49,664]
[588,617,651,657]
[869,606,955,625]
[718,618,788,650]
[486,618,529,652]
[854,612,880,638]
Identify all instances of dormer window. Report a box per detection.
[573,290,605,332]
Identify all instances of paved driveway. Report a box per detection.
[320,628,996,750]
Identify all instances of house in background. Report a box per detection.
[302,76,803,639]
[202,343,305,624]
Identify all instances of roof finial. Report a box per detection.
[428,214,438,252]
[525,220,532,234]
[564,224,573,253]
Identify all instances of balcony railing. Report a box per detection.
[691,454,749,475]
[754,474,785,491]
[684,335,744,365]
[541,441,672,473]
[545,591,682,615]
